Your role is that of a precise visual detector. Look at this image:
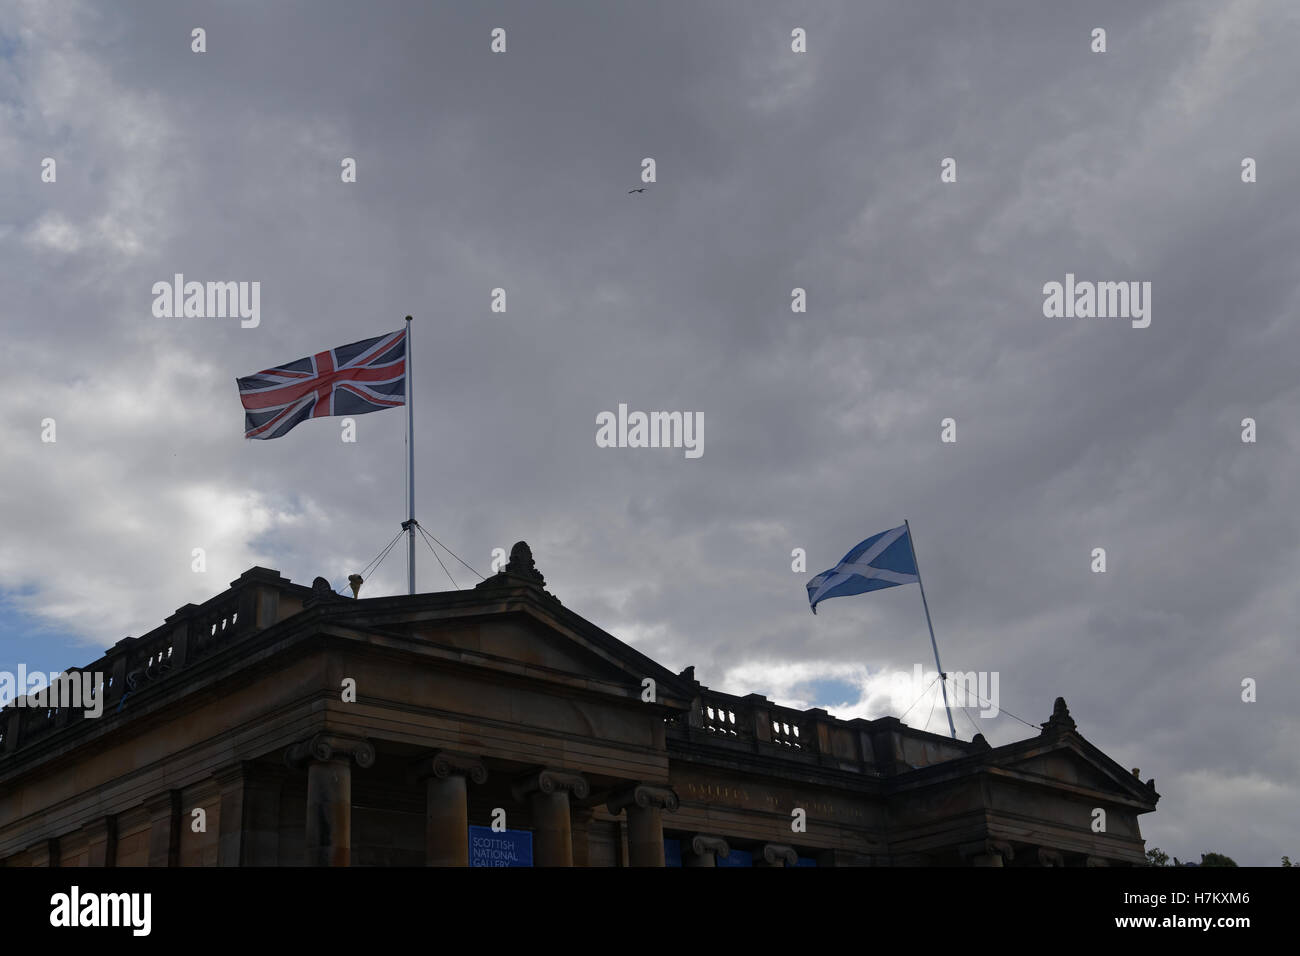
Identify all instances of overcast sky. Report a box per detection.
[2,0,1297,866]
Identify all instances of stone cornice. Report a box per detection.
[667,738,887,795]
[143,789,181,817]
[213,760,288,787]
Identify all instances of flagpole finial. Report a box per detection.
[405,315,412,322]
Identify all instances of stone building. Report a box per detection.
[0,543,1158,866]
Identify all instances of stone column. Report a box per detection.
[84,816,117,867]
[415,751,487,866]
[512,769,588,867]
[571,807,594,867]
[285,733,375,867]
[146,790,181,867]
[26,839,58,867]
[216,762,286,866]
[684,834,730,867]
[757,843,798,868]
[607,784,679,867]
[1,707,20,754]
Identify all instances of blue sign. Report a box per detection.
[664,838,682,867]
[716,848,753,867]
[468,825,533,867]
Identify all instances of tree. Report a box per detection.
[1145,847,1171,866]
[1283,856,1292,867]
[1199,852,1238,867]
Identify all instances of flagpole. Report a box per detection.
[904,519,957,740]
[405,315,415,595]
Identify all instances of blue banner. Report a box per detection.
[468,826,533,867]
[716,848,753,867]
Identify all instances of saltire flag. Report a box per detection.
[806,524,918,614]
[236,329,406,439]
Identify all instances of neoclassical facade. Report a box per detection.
[0,543,1158,866]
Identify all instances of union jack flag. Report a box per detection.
[236,329,406,439]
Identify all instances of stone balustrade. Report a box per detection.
[0,567,304,758]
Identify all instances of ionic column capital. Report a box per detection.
[761,843,798,866]
[958,838,1015,863]
[285,733,375,769]
[414,750,487,784]
[512,768,589,802]
[607,784,680,814]
[690,834,731,859]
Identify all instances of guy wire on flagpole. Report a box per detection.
[904,518,957,740]
[404,315,415,595]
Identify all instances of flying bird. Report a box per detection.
[628,187,648,194]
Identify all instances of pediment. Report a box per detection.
[1011,749,1118,791]
[415,613,646,685]
[992,736,1158,804]
[318,589,693,708]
